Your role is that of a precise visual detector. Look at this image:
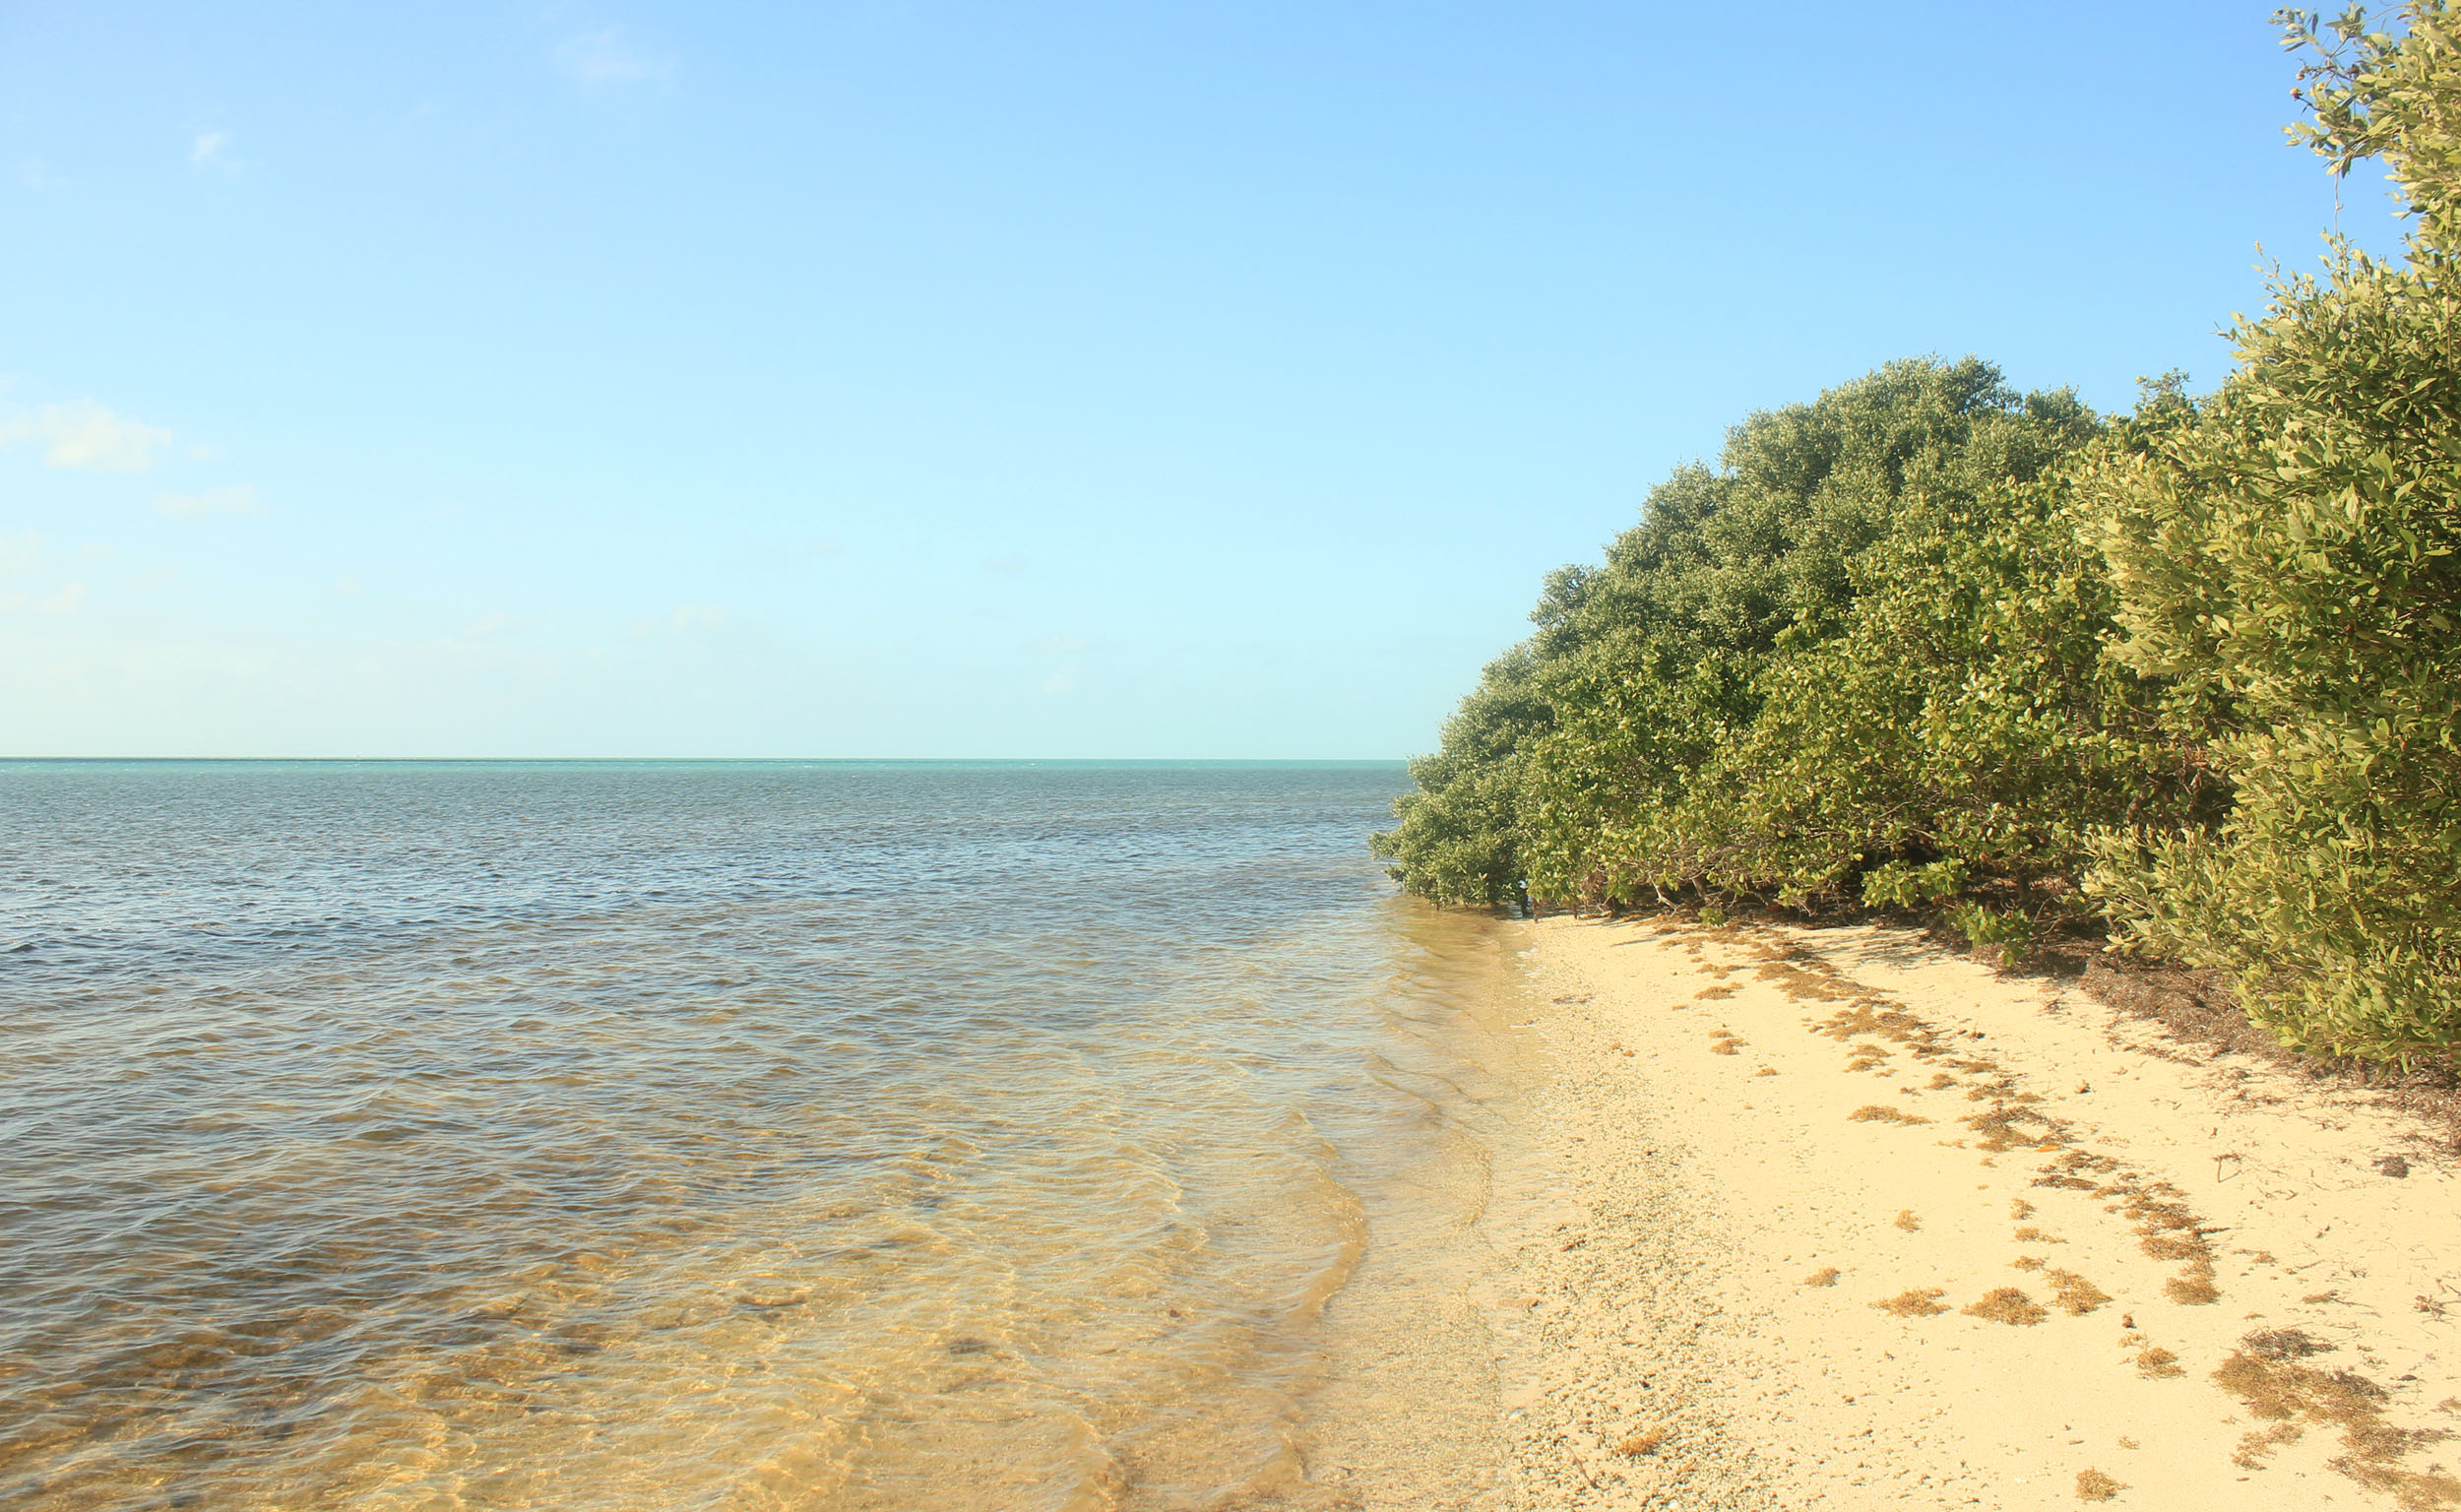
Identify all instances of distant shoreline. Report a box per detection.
[0,755,1414,766]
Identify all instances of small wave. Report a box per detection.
[0,763,1534,1512]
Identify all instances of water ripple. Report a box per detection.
[0,762,1524,1511]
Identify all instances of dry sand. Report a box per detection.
[1473,914,2461,1511]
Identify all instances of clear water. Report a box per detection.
[0,762,1533,1511]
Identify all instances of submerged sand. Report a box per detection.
[1316,913,2461,1510]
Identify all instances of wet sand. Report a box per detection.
[1434,914,2461,1511]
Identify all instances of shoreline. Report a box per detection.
[1467,914,2461,1510]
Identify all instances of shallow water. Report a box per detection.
[0,761,1535,1511]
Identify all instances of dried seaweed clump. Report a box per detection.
[1873,1288,1949,1318]
[1816,1000,1932,1046]
[2135,1346,2184,1379]
[2164,1271,2222,1306]
[1966,1288,2048,1326]
[2242,1328,2330,1362]
[1752,950,1860,1003]
[1892,1209,1922,1231]
[1803,1267,1841,1288]
[1964,1102,2057,1153]
[2234,1422,2304,1470]
[2046,1268,2112,1315]
[2035,1146,2120,1192]
[1615,1427,1667,1457]
[2115,1184,2221,1307]
[1852,1105,1930,1125]
[2074,1468,2123,1501]
[2212,1329,2461,1507]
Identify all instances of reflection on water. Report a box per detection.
[0,763,1535,1511]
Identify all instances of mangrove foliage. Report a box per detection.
[1377,1,2461,1066]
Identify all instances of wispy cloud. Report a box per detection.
[0,531,45,577]
[151,484,264,520]
[188,128,240,173]
[631,603,728,637]
[1030,633,1086,696]
[0,534,94,615]
[0,401,172,472]
[0,581,84,615]
[555,28,671,86]
[459,610,537,638]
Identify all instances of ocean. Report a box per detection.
[0,761,1538,1511]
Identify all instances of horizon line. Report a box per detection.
[0,754,1414,765]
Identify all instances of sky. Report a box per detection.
[0,2,2410,759]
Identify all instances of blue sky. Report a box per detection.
[0,2,2407,758]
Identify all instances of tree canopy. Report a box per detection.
[1381,1,2461,1065]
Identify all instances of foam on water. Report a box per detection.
[0,762,1535,1511]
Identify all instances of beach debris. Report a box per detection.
[2074,1468,2124,1501]
[2379,1154,2412,1178]
[2166,1268,2223,1306]
[2241,1328,2330,1361]
[1614,1428,1667,1457]
[2135,1345,2184,1378]
[1872,1288,1949,1317]
[2233,1421,2306,1469]
[2046,1268,2113,1315]
[1852,1104,1930,1125]
[1965,1288,2048,1326]
[2209,1332,2461,1503]
[1803,1267,1841,1288]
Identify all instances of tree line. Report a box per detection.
[1375,3,2461,1067]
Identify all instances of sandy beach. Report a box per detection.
[1469,914,2461,1511]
